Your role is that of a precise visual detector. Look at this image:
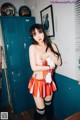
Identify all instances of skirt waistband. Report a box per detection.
[31,76,45,81]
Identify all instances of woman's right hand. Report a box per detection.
[40,52,50,60]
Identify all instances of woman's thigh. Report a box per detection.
[33,96,45,109]
[44,93,53,102]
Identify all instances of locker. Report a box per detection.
[0,16,35,113]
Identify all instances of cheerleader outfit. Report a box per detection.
[28,59,57,98]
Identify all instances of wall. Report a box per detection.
[54,73,80,119]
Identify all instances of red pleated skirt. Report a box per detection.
[28,77,57,98]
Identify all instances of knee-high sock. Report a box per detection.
[34,108,45,120]
[45,100,54,120]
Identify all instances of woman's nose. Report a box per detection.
[37,33,41,37]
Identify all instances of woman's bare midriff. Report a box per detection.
[32,71,44,79]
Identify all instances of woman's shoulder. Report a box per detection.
[51,42,58,51]
[51,42,57,48]
[29,44,35,51]
[29,44,35,49]
[29,44,37,52]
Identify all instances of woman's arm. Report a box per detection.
[29,45,50,72]
[49,43,62,66]
[41,43,62,66]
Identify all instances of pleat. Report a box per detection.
[28,77,57,98]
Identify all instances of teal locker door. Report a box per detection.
[1,17,23,69]
[20,17,35,68]
[19,17,35,82]
[1,16,32,113]
[19,17,35,109]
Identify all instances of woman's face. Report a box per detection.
[32,28,44,45]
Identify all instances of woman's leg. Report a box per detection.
[44,93,54,120]
[33,96,45,120]
[44,93,53,102]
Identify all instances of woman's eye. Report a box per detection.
[33,33,36,36]
[39,31,42,33]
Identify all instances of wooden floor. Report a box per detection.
[1,105,47,120]
[0,88,54,120]
[0,87,35,120]
[65,112,80,120]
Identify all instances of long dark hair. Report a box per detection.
[30,24,60,57]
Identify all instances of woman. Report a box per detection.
[28,24,62,120]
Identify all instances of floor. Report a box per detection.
[65,112,80,120]
[0,105,47,120]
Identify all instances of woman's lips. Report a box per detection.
[38,39,42,41]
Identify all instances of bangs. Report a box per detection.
[30,24,44,37]
[31,28,43,37]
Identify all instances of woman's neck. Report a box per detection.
[36,43,47,53]
[38,42,45,46]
